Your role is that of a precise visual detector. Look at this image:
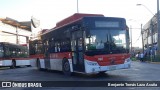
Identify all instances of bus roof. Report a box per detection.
[42,13,104,35]
[55,13,104,28]
[0,42,26,47]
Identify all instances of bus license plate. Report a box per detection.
[109,66,116,70]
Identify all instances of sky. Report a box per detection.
[0,0,158,47]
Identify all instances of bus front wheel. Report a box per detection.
[98,71,107,75]
[62,59,71,76]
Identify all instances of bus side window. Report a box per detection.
[17,48,21,57]
[13,48,18,57]
[51,41,55,53]
[66,41,71,51]
[0,47,4,57]
[60,40,70,52]
[58,43,60,52]
[55,45,57,52]
[48,38,53,53]
[10,48,14,57]
[5,47,11,57]
[55,43,59,52]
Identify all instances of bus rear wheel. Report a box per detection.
[10,60,16,69]
[62,59,71,76]
[26,65,31,67]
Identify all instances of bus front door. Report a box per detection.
[71,31,85,72]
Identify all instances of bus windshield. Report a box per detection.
[85,29,128,55]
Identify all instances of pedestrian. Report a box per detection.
[137,51,140,60]
[140,52,144,62]
[96,40,104,49]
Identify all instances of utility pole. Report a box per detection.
[157,0,160,58]
[130,25,132,53]
[141,24,144,53]
[16,25,19,44]
[136,3,154,54]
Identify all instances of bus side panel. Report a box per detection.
[0,60,12,66]
[49,59,73,72]
[39,59,45,69]
[15,60,30,66]
[50,59,62,71]
[30,59,37,67]
[0,60,2,66]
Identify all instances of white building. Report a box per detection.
[0,17,31,44]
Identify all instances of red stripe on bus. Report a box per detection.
[84,54,130,66]
[29,52,72,60]
[30,54,45,59]
[0,57,31,60]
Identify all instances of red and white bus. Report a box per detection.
[0,42,31,68]
[29,13,131,75]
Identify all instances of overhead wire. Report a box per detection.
[133,33,142,44]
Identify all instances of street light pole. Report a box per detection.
[77,0,79,13]
[136,3,155,56]
[136,4,154,16]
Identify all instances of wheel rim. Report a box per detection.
[64,62,70,71]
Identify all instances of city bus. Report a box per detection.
[29,39,44,68]
[30,13,131,75]
[0,42,30,68]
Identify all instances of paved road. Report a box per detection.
[0,61,160,90]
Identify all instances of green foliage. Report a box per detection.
[153,55,160,62]
[131,57,136,61]
[143,55,160,62]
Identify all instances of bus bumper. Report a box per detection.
[85,58,131,74]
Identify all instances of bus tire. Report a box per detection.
[26,65,31,67]
[98,71,107,75]
[10,60,16,69]
[62,58,71,76]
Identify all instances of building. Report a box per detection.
[142,14,158,61]
[0,17,31,44]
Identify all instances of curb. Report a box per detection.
[132,60,160,64]
[149,62,160,64]
[0,67,9,70]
